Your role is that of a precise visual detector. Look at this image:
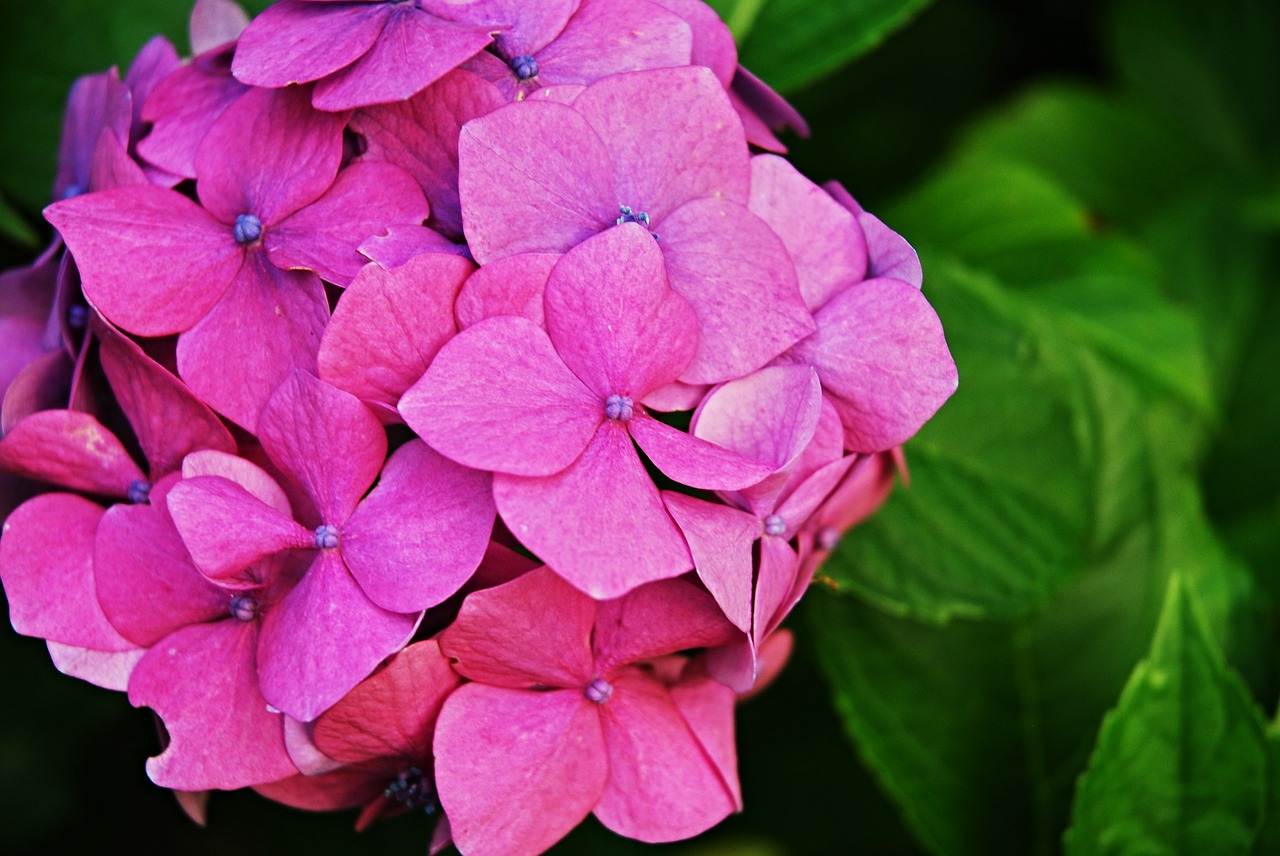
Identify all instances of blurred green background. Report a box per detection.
[1,0,1278,854]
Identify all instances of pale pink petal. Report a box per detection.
[181,450,294,517]
[494,423,692,599]
[138,48,248,179]
[190,0,250,54]
[435,685,606,856]
[824,181,922,287]
[282,716,344,776]
[343,440,495,613]
[594,667,737,841]
[592,577,737,674]
[669,673,741,809]
[662,492,758,634]
[692,364,823,475]
[0,410,144,498]
[400,316,599,477]
[231,0,386,89]
[534,0,693,88]
[628,414,776,490]
[705,635,755,694]
[130,620,298,790]
[439,566,595,688]
[454,253,556,329]
[166,476,312,579]
[47,643,145,692]
[642,379,708,412]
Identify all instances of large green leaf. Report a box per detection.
[1064,573,1269,856]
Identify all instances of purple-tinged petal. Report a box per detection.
[440,566,596,688]
[628,414,776,490]
[176,256,329,432]
[181,450,294,517]
[731,65,809,139]
[124,36,182,147]
[435,684,606,856]
[257,550,418,722]
[47,643,145,692]
[281,716,344,776]
[319,253,471,413]
[231,0,386,89]
[166,476,312,580]
[190,0,250,54]
[647,0,736,83]
[705,634,755,694]
[359,225,469,267]
[0,494,132,651]
[1,351,73,435]
[750,155,867,310]
[533,0,693,88]
[310,6,494,111]
[669,673,741,808]
[55,70,131,202]
[662,492,758,634]
[791,277,958,452]
[659,197,814,383]
[494,423,692,599]
[544,225,698,399]
[353,69,505,240]
[0,316,45,403]
[257,371,387,524]
[825,181,922,286]
[458,100,615,264]
[401,316,599,477]
[773,454,857,536]
[592,577,737,674]
[95,501,228,647]
[138,47,248,179]
[195,86,347,227]
[129,620,298,789]
[99,326,235,479]
[731,89,789,153]
[267,162,429,286]
[594,667,737,842]
[343,440,495,614]
[0,410,143,498]
[44,185,244,336]
[435,0,578,57]
[454,253,556,329]
[642,379,707,412]
[89,129,149,191]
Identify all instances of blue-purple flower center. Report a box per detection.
[617,205,659,241]
[127,480,152,504]
[67,304,88,330]
[385,766,438,813]
[585,677,614,705]
[764,514,786,537]
[314,524,340,549]
[233,214,263,245]
[229,593,259,622]
[604,394,633,423]
[62,183,84,200]
[510,54,539,80]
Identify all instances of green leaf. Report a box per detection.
[0,191,40,248]
[1064,573,1269,856]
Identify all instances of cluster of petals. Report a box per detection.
[0,0,957,853]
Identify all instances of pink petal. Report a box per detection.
[176,256,329,433]
[754,536,800,643]
[669,673,741,809]
[0,410,144,498]
[440,565,595,688]
[44,185,243,336]
[437,0,577,56]
[400,316,599,477]
[47,643,145,692]
[692,364,823,475]
[254,762,391,812]
[343,440,495,613]
[1,351,72,436]
[592,576,738,673]
[181,450,295,517]
[493,423,692,599]
[353,69,505,240]
[454,252,557,329]
[659,197,814,384]
[190,0,250,54]
[628,414,776,490]
[458,100,615,264]
[544,224,698,399]
[129,620,298,790]
[124,36,182,148]
[258,371,388,524]
[166,476,312,579]
[257,550,418,722]
[594,667,737,841]
[138,48,248,179]
[824,181,922,287]
[773,454,857,535]
[738,627,794,700]
[435,684,607,856]
[0,316,47,403]
[231,0,386,89]
[662,492,758,633]
[359,224,469,267]
[642,379,708,412]
[88,129,148,191]
[55,70,131,201]
[534,0,693,88]
[267,161,429,286]
[731,65,809,138]
[647,0,736,82]
[791,277,958,452]
[318,252,471,412]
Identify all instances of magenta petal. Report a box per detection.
[731,64,809,139]
[440,0,577,56]
[458,100,614,264]
[0,494,131,651]
[648,0,736,82]
[705,634,756,694]
[47,643,144,692]
[592,577,738,674]
[0,410,144,497]
[825,181,922,286]
[88,129,148,191]
[439,566,595,688]
[0,316,49,404]
[176,256,329,433]
[189,0,250,54]
[130,621,298,790]
[166,476,311,579]
[1,351,73,436]
[774,454,857,535]
[594,667,737,841]
[401,316,599,477]
[343,440,495,613]
[659,198,814,383]
[435,685,606,856]
[44,186,243,336]
[792,277,958,452]
[693,364,823,474]
[318,253,471,412]
[181,449,294,517]
[195,86,346,226]
[544,224,698,399]
[494,423,692,599]
[454,252,557,329]
[628,414,776,490]
[662,492,758,634]
[258,550,418,722]
[668,674,741,810]
[534,0,693,87]
[231,0,386,89]
[258,371,388,524]
[138,49,248,179]
[755,536,800,643]
[267,162,429,286]
[359,225,469,267]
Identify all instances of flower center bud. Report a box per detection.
[617,205,659,241]
[67,304,88,330]
[817,526,841,551]
[229,593,259,622]
[385,766,438,813]
[764,514,786,537]
[584,677,614,705]
[233,213,263,245]
[604,394,633,423]
[314,524,340,549]
[510,54,539,80]
[127,480,152,505]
